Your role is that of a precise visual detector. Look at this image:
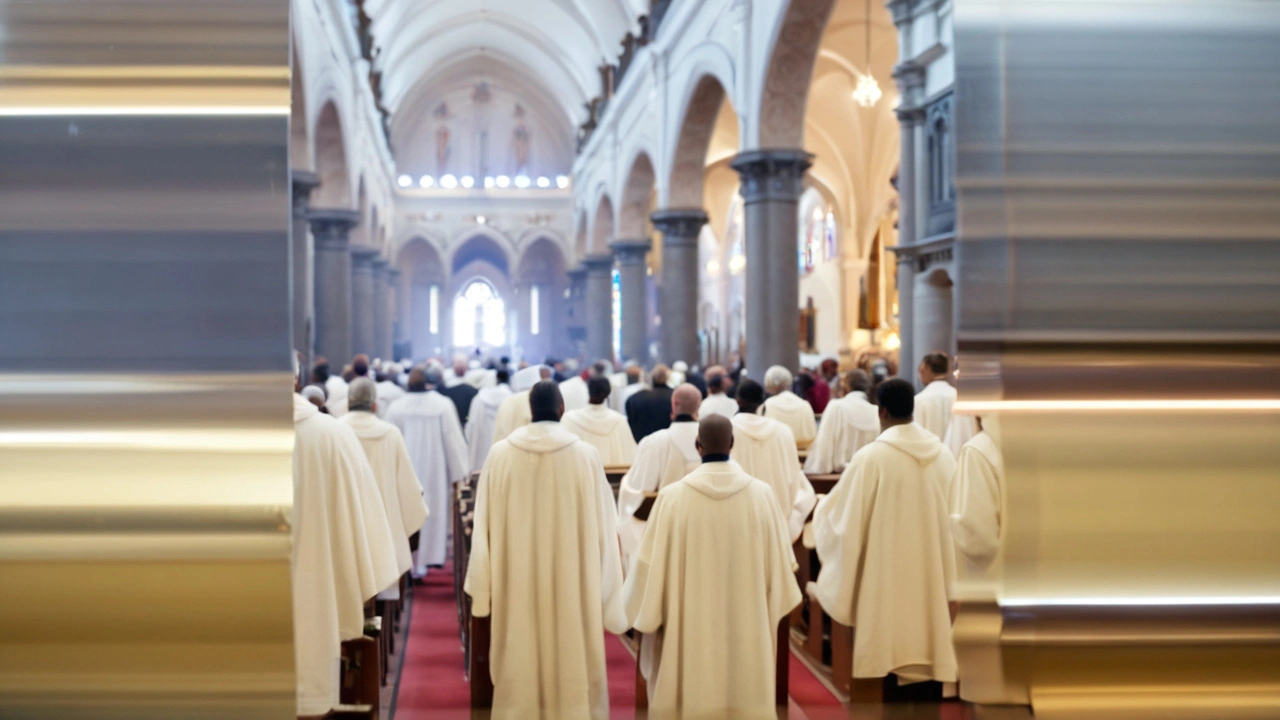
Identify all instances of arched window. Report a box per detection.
[800,206,824,275]
[453,279,506,348]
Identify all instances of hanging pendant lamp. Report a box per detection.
[852,0,883,107]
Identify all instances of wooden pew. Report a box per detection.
[338,635,381,719]
[635,616,792,709]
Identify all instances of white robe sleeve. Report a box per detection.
[803,404,844,474]
[591,449,629,635]
[788,469,817,544]
[617,434,666,520]
[462,453,495,617]
[811,455,878,627]
[766,488,804,624]
[391,426,429,537]
[950,444,1002,568]
[944,415,979,458]
[443,405,471,483]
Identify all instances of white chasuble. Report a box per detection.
[463,422,628,720]
[386,390,470,571]
[944,413,980,459]
[950,430,1005,573]
[914,380,958,441]
[812,422,959,683]
[465,384,512,473]
[803,391,881,474]
[374,380,405,419]
[623,462,802,720]
[616,422,700,570]
[759,389,818,444]
[491,389,532,446]
[730,414,817,542]
[699,392,738,419]
[292,394,401,717]
[340,410,430,598]
[560,375,590,412]
[562,403,639,467]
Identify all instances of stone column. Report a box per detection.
[892,60,926,385]
[610,239,650,365]
[566,265,588,359]
[308,209,359,366]
[291,171,319,365]
[582,254,615,362]
[730,149,812,377]
[350,247,378,357]
[386,267,401,359]
[371,257,391,360]
[651,209,707,366]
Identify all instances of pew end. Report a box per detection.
[469,613,494,709]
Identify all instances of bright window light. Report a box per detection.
[419,175,434,188]
[496,175,511,188]
[440,174,458,189]
[514,175,531,188]
[555,175,570,189]
[397,174,412,188]
[429,285,439,334]
[484,176,495,189]
[536,176,551,188]
[461,175,475,188]
[476,215,486,225]
[530,285,541,335]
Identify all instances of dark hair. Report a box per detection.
[876,378,915,419]
[737,379,765,407]
[311,361,331,385]
[922,352,951,375]
[529,381,563,422]
[423,367,444,389]
[496,369,510,384]
[588,376,612,402]
[407,368,428,393]
[707,372,725,392]
[353,359,369,377]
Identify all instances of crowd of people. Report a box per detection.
[290,346,1003,718]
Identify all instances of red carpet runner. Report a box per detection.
[392,564,834,719]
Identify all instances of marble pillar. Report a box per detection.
[372,257,391,361]
[351,247,378,357]
[291,171,319,365]
[308,209,359,366]
[566,265,588,359]
[386,268,401,358]
[892,61,926,385]
[730,149,812,377]
[610,239,650,365]
[583,254,615,363]
[651,209,707,366]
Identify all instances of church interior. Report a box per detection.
[2,0,1279,718]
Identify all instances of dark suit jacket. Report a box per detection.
[625,385,674,443]
[440,383,479,426]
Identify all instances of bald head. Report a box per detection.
[529,381,564,422]
[696,414,734,456]
[539,365,553,381]
[672,383,702,418]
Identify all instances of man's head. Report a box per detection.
[625,365,643,384]
[707,372,726,394]
[588,376,612,405]
[820,358,839,381]
[539,365,553,381]
[529,381,565,422]
[348,377,378,413]
[407,367,428,392]
[341,365,356,383]
[843,369,872,396]
[876,378,915,431]
[423,367,444,390]
[651,364,671,388]
[381,363,400,382]
[452,355,468,377]
[311,358,331,385]
[671,383,702,420]
[496,369,510,385]
[919,352,952,385]
[764,365,793,395]
[301,384,327,410]
[736,379,765,413]
[695,414,735,457]
[592,361,610,378]
[352,354,370,377]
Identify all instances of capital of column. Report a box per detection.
[386,267,401,284]
[351,247,380,271]
[650,208,708,242]
[730,149,813,204]
[892,61,927,118]
[307,208,359,250]
[371,256,390,277]
[582,254,614,275]
[609,239,651,266]
[567,266,588,283]
[292,170,320,217]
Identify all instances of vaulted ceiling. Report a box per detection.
[365,0,644,166]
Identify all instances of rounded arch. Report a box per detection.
[572,210,588,260]
[669,73,739,209]
[589,194,614,254]
[516,236,568,284]
[312,100,352,207]
[447,231,514,278]
[618,152,656,238]
[758,0,837,148]
[290,44,311,170]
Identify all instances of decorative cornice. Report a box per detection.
[730,149,813,204]
[292,171,320,217]
[371,256,390,275]
[651,208,709,240]
[610,238,651,266]
[582,254,614,273]
[351,247,380,271]
[307,209,360,251]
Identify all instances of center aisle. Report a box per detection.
[392,564,637,719]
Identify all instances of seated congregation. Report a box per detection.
[292,350,1003,718]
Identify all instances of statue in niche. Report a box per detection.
[512,103,530,174]
[432,101,451,174]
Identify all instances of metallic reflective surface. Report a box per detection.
[0,2,293,717]
[953,1,1280,716]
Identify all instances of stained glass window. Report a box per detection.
[453,280,506,348]
[825,210,838,260]
[727,195,745,275]
[800,206,823,275]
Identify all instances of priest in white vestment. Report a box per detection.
[292,382,401,717]
[464,382,628,720]
[491,365,550,444]
[616,384,703,569]
[804,369,881,474]
[340,378,430,598]
[812,378,959,684]
[730,380,817,542]
[623,415,802,719]
[559,359,590,411]
[465,369,513,473]
[376,363,406,419]
[386,367,470,573]
[944,413,980,458]
[914,352,957,440]
[700,370,739,419]
[612,364,646,414]
[322,365,349,417]
[760,365,817,444]
[951,418,1005,573]
[562,376,638,466]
